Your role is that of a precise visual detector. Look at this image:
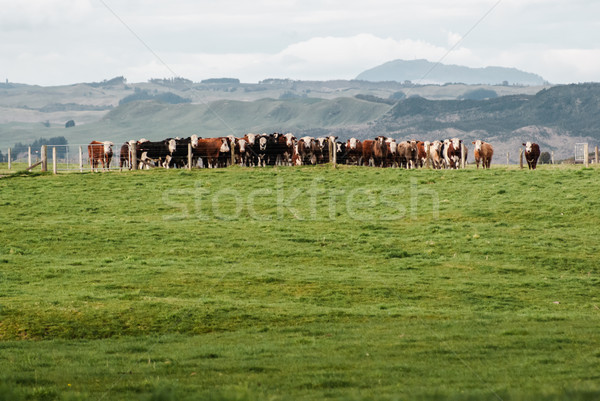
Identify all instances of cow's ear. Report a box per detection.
[472,141,476,144]
[522,143,526,146]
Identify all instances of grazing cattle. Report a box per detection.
[523,142,541,170]
[372,136,388,167]
[346,138,362,165]
[361,139,374,166]
[297,136,316,165]
[416,141,428,168]
[119,142,130,171]
[88,141,114,171]
[335,141,348,164]
[135,139,172,169]
[314,137,329,164]
[385,138,398,167]
[193,137,230,168]
[446,138,463,169]
[234,138,248,166]
[428,140,443,169]
[243,133,260,166]
[166,137,193,169]
[397,140,418,169]
[292,143,302,166]
[472,140,494,169]
[280,133,296,166]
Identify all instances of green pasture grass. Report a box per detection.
[0,165,599,400]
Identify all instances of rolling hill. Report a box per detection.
[1,76,599,163]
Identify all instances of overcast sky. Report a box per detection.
[2,0,599,86]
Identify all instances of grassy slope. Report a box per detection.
[0,165,599,400]
[0,97,391,150]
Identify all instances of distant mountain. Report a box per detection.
[356,59,547,86]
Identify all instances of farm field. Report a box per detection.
[0,165,599,400]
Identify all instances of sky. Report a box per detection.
[2,0,599,86]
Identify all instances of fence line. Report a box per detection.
[3,141,599,174]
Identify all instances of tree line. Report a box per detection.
[6,136,69,161]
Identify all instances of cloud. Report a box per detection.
[140,34,476,83]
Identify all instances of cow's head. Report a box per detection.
[336,142,345,153]
[523,142,532,152]
[103,141,114,154]
[472,140,483,151]
[284,133,296,147]
[300,136,313,149]
[168,138,177,154]
[451,138,461,150]
[246,133,258,145]
[190,134,199,147]
[219,138,230,153]
[316,137,327,149]
[348,138,358,150]
[238,139,247,153]
[388,141,397,154]
[376,136,386,144]
[259,136,268,151]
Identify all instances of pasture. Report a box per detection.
[0,164,599,400]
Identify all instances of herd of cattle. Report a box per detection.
[88,134,542,171]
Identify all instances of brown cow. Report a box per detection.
[362,139,374,166]
[372,136,388,167]
[472,140,493,169]
[397,140,418,169]
[416,141,428,168]
[88,141,114,172]
[523,142,541,169]
[193,137,230,168]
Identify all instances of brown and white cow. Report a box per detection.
[523,142,540,170]
[280,133,296,166]
[193,137,230,168]
[88,141,114,172]
[346,138,362,165]
[472,140,494,169]
[416,141,428,168]
[385,138,398,167]
[446,138,463,169]
[428,140,443,169]
[297,136,316,165]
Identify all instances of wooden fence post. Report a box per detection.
[79,146,83,172]
[131,142,137,170]
[188,142,193,170]
[506,152,509,166]
[28,146,32,168]
[230,140,235,167]
[584,143,589,167]
[332,139,337,166]
[551,151,555,165]
[41,145,47,172]
[519,149,523,169]
[595,146,598,165]
[52,147,57,174]
[7,148,11,170]
[460,143,466,169]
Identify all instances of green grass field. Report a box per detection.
[1,165,599,401]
